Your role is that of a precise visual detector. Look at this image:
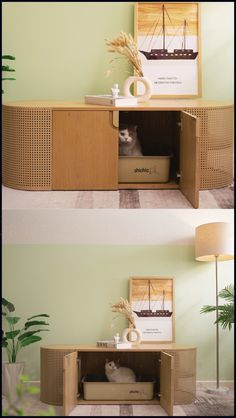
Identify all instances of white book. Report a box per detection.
[85,95,138,106]
[96,340,133,349]
[115,342,132,349]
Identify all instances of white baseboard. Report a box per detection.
[197,380,234,389]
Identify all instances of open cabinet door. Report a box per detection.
[160,352,174,416]
[180,111,200,208]
[63,351,78,416]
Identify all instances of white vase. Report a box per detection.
[123,76,152,103]
[2,362,25,401]
[121,327,142,345]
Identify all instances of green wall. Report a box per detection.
[3,244,234,381]
[2,2,234,101]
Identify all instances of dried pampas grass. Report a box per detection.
[111,297,136,329]
[106,31,144,77]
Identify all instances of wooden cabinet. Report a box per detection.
[40,344,196,416]
[3,100,233,207]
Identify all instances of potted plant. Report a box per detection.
[2,298,50,400]
[200,284,234,330]
[2,55,16,94]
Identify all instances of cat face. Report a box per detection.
[105,359,119,372]
[119,126,137,145]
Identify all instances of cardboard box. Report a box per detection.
[119,156,171,183]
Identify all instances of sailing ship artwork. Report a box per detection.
[135,2,200,97]
[130,277,174,342]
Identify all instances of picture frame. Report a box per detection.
[134,2,202,98]
[129,276,175,343]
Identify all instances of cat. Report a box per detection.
[105,359,136,383]
[119,124,143,156]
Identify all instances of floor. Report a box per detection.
[2,384,234,416]
[2,185,234,209]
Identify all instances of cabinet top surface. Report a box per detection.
[41,343,196,351]
[3,99,233,110]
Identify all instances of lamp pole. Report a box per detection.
[195,222,233,394]
[215,255,219,389]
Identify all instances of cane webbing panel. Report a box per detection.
[40,348,76,405]
[2,106,52,190]
[167,350,196,404]
[185,107,233,189]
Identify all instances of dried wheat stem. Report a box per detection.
[111,297,136,328]
[106,31,144,77]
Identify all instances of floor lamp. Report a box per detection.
[195,222,234,394]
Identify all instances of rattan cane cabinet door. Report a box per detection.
[53,110,118,190]
[63,352,78,416]
[179,111,200,208]
[168,348,197,405]
[160,352,174,416]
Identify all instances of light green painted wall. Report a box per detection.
[3,244,234,381]
[2,2,234,101]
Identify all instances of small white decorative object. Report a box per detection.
[111,83,120,98]
[122,327,142,346]
[114,333,120,344]
[123,76,152,103]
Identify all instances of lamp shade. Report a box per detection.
[195,222,234,261]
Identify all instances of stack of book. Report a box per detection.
[85,95,138,106]
[96,340,132,349]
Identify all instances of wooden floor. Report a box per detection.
[2,384,234,416]
[2,185,234,209]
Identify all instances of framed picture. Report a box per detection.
[134,2,201,98]
[129,277,175,342]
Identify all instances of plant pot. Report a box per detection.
[121,327,142,345]
[123,76,152,102]
[2,362,25,401]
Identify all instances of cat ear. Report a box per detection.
[116,359,120,368]
[105,358,109,363]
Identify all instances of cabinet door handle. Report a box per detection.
[112,111,119,128]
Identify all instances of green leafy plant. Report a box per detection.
[200,284,234,330]
[3,374,55,416]
[2,54,16,94]
[2,298,50,363]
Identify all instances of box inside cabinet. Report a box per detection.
[119,111,180,184]
[78,351,161,401]
[82,375,156,401]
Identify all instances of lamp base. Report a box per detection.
[206,386,230,395]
